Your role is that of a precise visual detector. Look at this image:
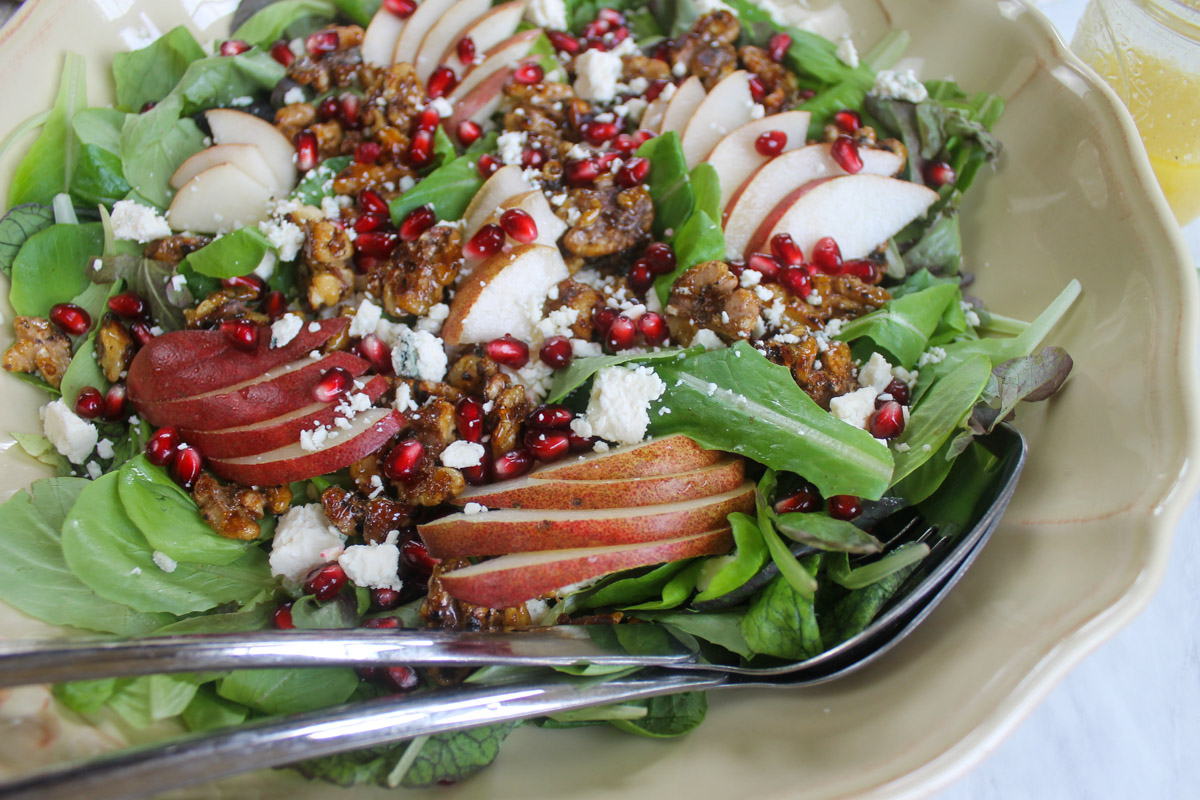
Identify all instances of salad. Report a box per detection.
[0,0,1079,790]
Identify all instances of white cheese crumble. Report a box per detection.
[857,352,895,393]
[835,35,859,68]
[258,217,305,262]
[269,504,346,582]
[525,0,567,30]
[463,502,487,515]
[691,329,726,350]
[830,387,879,431]
[393,382,418,413]
[270,313,304,348]
[578,366,666,445]
[415,302,449,334]
[535,306,579,340]
[282,86,306,105]
[496,130,528,166]
[573,48,623,102]
[152,551,178,573]
[111,200,172,242]
[381,323,448,383]
[338,543,402,591]
[95,438,115,459]
[85,461,102,480]
[348,299,382,338]
[917,346,947,367]
[42,399,97,464]
[441,440,486,469]
[872,69,929,103]
[429,97,453,118]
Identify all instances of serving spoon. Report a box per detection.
[0,427,1025,800]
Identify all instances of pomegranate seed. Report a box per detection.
[629,260,654,293]
[798,88,816,101]
[748,74,766,103]
[354,253,380,274]
[74,387,102,419]
[146,428,180,466]
[383,0,416,17]
[262,291,288,320]
[833,109,862,133]
[102,383,127,421]
[313,366,353,402]
[356,230,401,257]
[643,242,676,274]
[130,321,154,348]
[493,447,534,480]
[486,334,529,368]
[768,33,791,62]
[884,378,911,405]
[219,319,259,352]
[581,120,618,145]
[746,253,782,282]
[499,208,538,243]
[525,430,570,462]
[317,96,340,122]
[456,119,482,146]
[456,35,475,64]
[363,616,402,629]
[354,212,388,234]
[272,604,295,629]
[828,494,862,521]
[304,562,348,601]
[407,129,434,167]
[415,106,440,133]
[521,147,545,169]
[269,40,295,67]
[547,30,580,54]
[306,30,339,56]
[512,63,543,85]
[339,94,361,129]
[140,101,156,113]
[843,259,877,282]
[584,19,612,40]
[455,396,485,442]
[770,233,804,266]
[220,39,250,56]
[605,26,630,49]
[811,237,843,273]
[383,439,425,482]
[755,130,787,157]
[597,7,625,24]
[774,486,822,514]
[831,135,863,173]
[401,537,439,574]
[295,130,319,171]
[568,430,595,452]
[384,665,420,692]
[357,188,389,215]
[528,404,573,429]
[477,153,500,177]
[355,140,382,164]
[779,266,813,298]
[461,458,492,485]
[605,315,637,351]
[616,156,650,187]
[924,160,956,187]
[869,401,906,439]
[637,312,668,345]
[171,445,203,489]
[612,134,639,154]
[49,303,90,336]
[464,223,505,258]
[222,274,266,297]
[644,80,668,101]
[371,588,402,610]
[540,336,573,369]
[594,307,617,336]
[727,260,745,278]
[356,333,392,373]
[107,292,146,319]
[564,158,600,187]
[399,205,436,241]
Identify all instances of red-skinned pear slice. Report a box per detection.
[441,244,569,344]
[473,190,567,253]
[166,163,273,233]
[723,144,905,259]
[392,0,457,64]
[447,29,541,103]
[445,64,519,131]
[528,434,722,481]
[707,111,811,212]
[462,164,533,238]
[137,350,370,430]
[204,109,297,194]
[452,458,745,509]
[657,76,706,139]
[744,173,939,260]
[413,0,491,81]
[439,0,528,75]
[361,4,409,66]
[128,318,349,403]
[679,70,755,168]
[438,529,734,607]
[180,375,388,458]
[209,409,404,486]
[170,143,281,195]
[419,482,754,557]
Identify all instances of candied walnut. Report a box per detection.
[544,278,603,339]
[666,261,761,343]
[782,273,892,330]
[361,63,426,133]
[394,376,465,408]
[331,159,414,199]
[349,451,384,496]
[286,26,365,93]
[263,485,293,514]
[738,45,799,114]
[623,54,671,83]
[144,234,210,263]
[760,334,857,410]
[502,81,580,138]
[2,316,71,389]
[363,497,412,544]
[321,486,365,536]
[184,291,268,328]
[446,352,505,397]
[275,102,317,142]
[388,399,467,507]
[365,225,462,317]
[667,11,740,89]
[422,557,535,631]
[192,473,265,541]
[561,184,654,258]
[302,218,355,309]
[94,314,135,383]
[310,119,344,159]
[488,384,529,455]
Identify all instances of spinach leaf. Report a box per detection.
[108,674,199,727]
[53,677,118,714]
[180,227,275,279]
[9,222,104,316]
[59,334,108,407]
[112,26,206,112]
[690,162,720,221]
[9,53,86,206]
[578,560,691,609]
[388,136,497,223]
[290,592,361,628]
[118,95,205,209]
[90,252,192,331]
[610,693,707,738]
[233,0,338,46]
[170,49,287,116]
[824,543,929,591]
[0,478,174,635]
[623,559,703,611]
[399,723,519,787]
[289,154,351,205]
[0,203,55,277]
[773,511,883,554]
[153,600,273,634]
[634,611,753,659]
[834,283,961,369]
[71,144,131,207]
[693,511,766,603]
[636,131,693,237]
[182,687,250,732]
[650,342,894,499]
[655,207,724,306]
[755,472,817,597]
[11,432,70,474]
[217,666,358,715]
[330,0,381,26]
[824,558,919,645]
[430,124,457,168]
[546,347,691,404]
[740,568,822,660]
[901,210,962,275]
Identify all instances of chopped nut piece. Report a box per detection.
[263,485,293,515]
[544,278,603,339]
[144,234,212,263]
[183,291,268,329]
[782,273,891,330]
[738,45,799,114]
[760,333,858,410]
[561,184,654,258]
[421,557,535,631]
[666,11,741,89]
[302,218,355,310]
[94,314,135,383]
[365,224,463,317]
[2,316,72,389]
[321,486,366,536]
[666,261,761,343]
[363,497,411,544]
[192,473,265,541]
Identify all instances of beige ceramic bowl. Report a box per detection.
[0,0,1196,797]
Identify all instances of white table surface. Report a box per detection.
[937,1,1200,797]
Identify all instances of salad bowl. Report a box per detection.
[0,0,1195,798]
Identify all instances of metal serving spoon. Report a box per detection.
[0,427,1025,800]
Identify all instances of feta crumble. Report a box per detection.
[270,313,303,348]
[835,35,859,68]
[574,48,623,102]
[348,299,382,338]
[282,86,306,105]
[381,323,448,383]
[110,200,172,243]
[43,399,98,464]
[830,387,879,431]
[95,438,115,459]
[578,366,666,445]
[525,0,567,30]
[441,440,486,469]
[872,69,929,103]
[338,543,402,591]
[463,502,487,515]
[857,351,895,393]
[258,217,305,262]
[152,551,178,573]
[269,504,346,582]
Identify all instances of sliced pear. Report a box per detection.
[166,163,274,234]
[657,76,706,140]
[439,0,528,75]
[461,164,534,237]
[442,244,569,344]
[475,190,567,251]
[706,111,812,212]
[679,70,755,168]
[639,94,671,133]
[170,143,282,195]
[447,29,542,104]
[413,0,491,81]
[392,0,458,65]
[204,109,297,195]
[360,4,409,66]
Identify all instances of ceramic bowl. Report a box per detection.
[0,0,1196,797]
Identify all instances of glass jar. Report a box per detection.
[1073,0,1200,224]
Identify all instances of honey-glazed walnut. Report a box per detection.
[360,62,426,132]
[782,273,892,330]
[94,314,135,383]
[666,261,761,343]
[446,352,505,397]
[321,486,366,536]
[331,159,414,199]
[144,234,210,263]
[502,81,580,138]
[349,451,385,496]
[192,473,265,541]
[738,45,799,114]
[667,11,741,89]
[561,184,654,258]
[544,278,603,339]
[286,26,365,93]
[2,316,71,389]
[759,334,858,410]
[310,119,344,159]
[422,558,535,631]
[365,224,462,317]
[622,54,671,82]
[387,399,467,507]
[275,102,317,142]
[184,291,268,328]
[263,485,293,514]
[488,384,529,455]
[302,218,355,309]
[363,497,412,544]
